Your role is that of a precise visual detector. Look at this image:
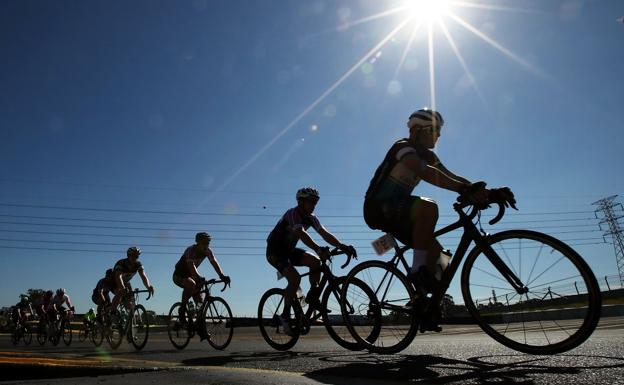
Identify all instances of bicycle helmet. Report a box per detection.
[88,308,94,313]
[407,108,444,129]
[296,187,320,201]
[45,290,53,297]
[105,268,113,278]
[56,288,65,296]
[127,246,141,257]
[20,295,29,303]
[195,232,211,244]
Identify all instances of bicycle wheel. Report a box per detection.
[91,323,104,347]
[203,297,234,350]
[322,276,380,351]
[49,323,61,346]
[461,230,602,355]
[258,288,301,351]
[129,304,149,351]
[10,329,19,346]
[37,326,47,346]
[106,315,124,350]
[79,327,87,342]
[62,320,72,346]
[341,260,418,354]
[23,326,32,345]
[167,302,192,350]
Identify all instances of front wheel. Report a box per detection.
[79,327,87,342]
[37,326,47,346]
[91,323,104,347]
[167,302,192,350]
[322,276,380,351]
[203,297,234,350]
[258,288,301,351]
[23,326,32,345]
[129,305,149,351]
[461,230,602,355]
[341,260,418,354]
[62,319,72,346]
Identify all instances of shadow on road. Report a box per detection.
[181,350,624,384]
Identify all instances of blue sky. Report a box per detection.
[1,0,623,316]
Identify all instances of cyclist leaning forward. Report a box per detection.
[111,247,154,311]
[173,232,230,340]
[363,108,489,330]
[266,187,356,335]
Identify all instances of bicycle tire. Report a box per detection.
[322,276,380,351]
[167,302,192,350]
[62,319,72,346]
[50,323,61,346]
[91,323,104,347]
[258,288,301,351]
[129,304,149,351]
[37,327,46,346]
[10,329,19,346]
[23,326,32,345]
[106,315,124,350]
[341,260,418,354]
[461,229,602,355]
[203,297,234,350]
[79,327,87,342]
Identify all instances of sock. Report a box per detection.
[411,249,428,273]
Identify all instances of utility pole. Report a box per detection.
[593,195,624,287]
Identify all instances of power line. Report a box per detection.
[593,195,624,286]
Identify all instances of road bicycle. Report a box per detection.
[340,189,602,355]
[105,289,152,350]
[258,247,380,351]
[79,319,103,346]
[36,309,73,346]
[167,278,233,350]
[10,317,32,346]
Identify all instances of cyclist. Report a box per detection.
[111,246,154,310]
[50,288,75,319]
[35,290,54,329]
[364,108,488,327]
[266,187,356,335]
[92,268,114,318]
[173,232,230,340]
[83,308,96,331]
[11,295,33,328]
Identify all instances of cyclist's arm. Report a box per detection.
[138,269,153,291]
[403,154,466,192]
[436,162,471,185]
[65,296,73,309]
[207,249,226,278]
[114,271,125,292]
[316,226,342,248]
[294,227,323,254]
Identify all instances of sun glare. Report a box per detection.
[405,0,451,21]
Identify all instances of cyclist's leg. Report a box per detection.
[406,196,439,274]
[294,250,323,303]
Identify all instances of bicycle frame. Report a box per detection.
[379,201,529,312]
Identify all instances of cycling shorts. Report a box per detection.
[91,290,110,305]
[364,196,430,246]
[266,245,307,273]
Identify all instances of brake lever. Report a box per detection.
[488,202,505,225]
[221,281,230,292]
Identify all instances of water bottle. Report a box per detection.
[296,286,306,307]
[435,250,452,281]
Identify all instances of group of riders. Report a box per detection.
[10,108,496,340]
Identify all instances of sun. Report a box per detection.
[404,0,451,21]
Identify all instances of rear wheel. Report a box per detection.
[106,313,124,350]
[167,302,192,350]
[203,297,234,350]
[341,260,418,354]
[23,326,32,345]
[91,323,104,347]
[129,305,149,351]
[62,319,72,346]
[258,288,301,351]
[322,276,380,351]
[461,230,602,355]
[37,325,47,346]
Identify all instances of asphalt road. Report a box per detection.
[1,317,623,385]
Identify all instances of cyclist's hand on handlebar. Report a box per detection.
[148,285,155,294]
[339,244,357,258]
[460,181,489,208]
[220,275,231,286]
[317,246,331,260]
[490,187,518,210]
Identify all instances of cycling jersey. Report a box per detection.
[113,258,144,283]
[174,245,214,278]
[52,294,70,308]
[14,301,31,310]
[94,277,113,293]
[267,207,322,251]
[84,311,96,323]
[366,138,440,201]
